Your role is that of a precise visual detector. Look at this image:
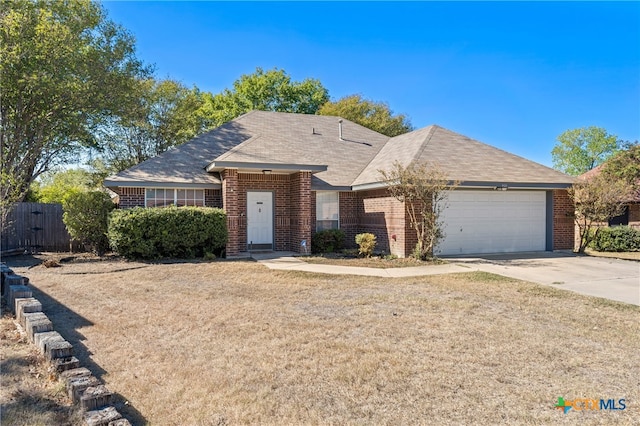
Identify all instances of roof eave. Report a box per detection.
[352,180,574,192]
[205,161,327,174]
[103,179,222,190]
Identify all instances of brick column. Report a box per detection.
[339,192,358,248]
[553,189,575,250]
[292,171,312,254]
[222,169,239,256]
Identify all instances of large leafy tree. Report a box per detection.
[0,0,148,221]
[551,127,621,176]
[30,168,96,204]
[97,78,207,172]
[318,95,413,137]
[200,67,329,127]
[602,142,640,188]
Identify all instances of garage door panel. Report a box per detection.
[437,190,546,255]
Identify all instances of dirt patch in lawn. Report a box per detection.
[6,258,639,425]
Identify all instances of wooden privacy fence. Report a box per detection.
[1,203,79,253]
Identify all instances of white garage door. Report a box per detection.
[436,190,546,256]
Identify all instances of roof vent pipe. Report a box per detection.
[338,119,343,141]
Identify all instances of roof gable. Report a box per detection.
[354,125,574,187]
[211,111,390,188]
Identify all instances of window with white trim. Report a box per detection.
[145,188,205,207]
[176,189,205,207]
[316,191,339,231]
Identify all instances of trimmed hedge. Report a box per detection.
[589,226,640,252]
[108,206,227,259]
[311,229,345,254]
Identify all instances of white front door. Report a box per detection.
[247,191,273,250]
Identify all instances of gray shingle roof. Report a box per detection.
[211,111,390,189]
[353,125,575,187]
[104,119,255,186]
[106,111,573,190]
[105,111,390,189]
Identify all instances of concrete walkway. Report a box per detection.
[252,251,640,306]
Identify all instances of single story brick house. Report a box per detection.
[104,110,575,257]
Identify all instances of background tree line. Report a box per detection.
[1,0,412,218]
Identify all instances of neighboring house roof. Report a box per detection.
[105,110,574,191]
[577,164,603,181]
[578,164,640,202]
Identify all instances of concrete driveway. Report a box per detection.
[448,252,640,306]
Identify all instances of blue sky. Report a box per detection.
[101,1,639,167]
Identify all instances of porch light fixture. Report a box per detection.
[262,169,272,175]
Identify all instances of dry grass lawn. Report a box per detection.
[5,256,639,425]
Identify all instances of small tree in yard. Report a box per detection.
[63,191,115,255]
[570,174,634,253]
[380,161,458,260]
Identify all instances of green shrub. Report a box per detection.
[355,233,377,258]
[311,229,345,253]
[108,206,227,259]
[203,252,217,261]
[589,226,640,252]
[62,191,115,255]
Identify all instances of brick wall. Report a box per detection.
[357,189,408,257]
[553,189,575,250]
[205,189,222,208]
[628,204,640,229]
[339,192,358,248]
[117,188,144,209]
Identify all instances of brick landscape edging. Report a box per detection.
[1,263,131,426]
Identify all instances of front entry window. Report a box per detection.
[316,192,339,231]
